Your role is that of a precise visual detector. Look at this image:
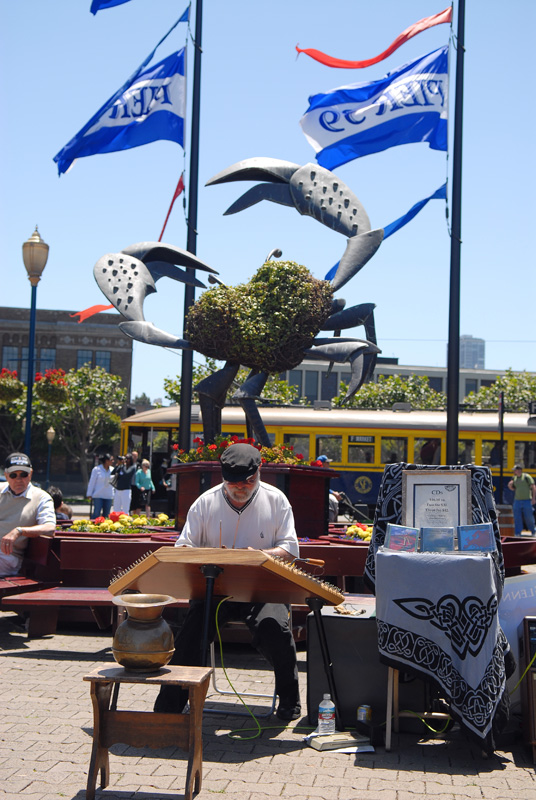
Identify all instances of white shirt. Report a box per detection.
[176,480,299,558]
[86,464,114,499]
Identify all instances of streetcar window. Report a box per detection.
[482,440,505,467]
[348,444,374,463]
[316,435,342,462]
[284,434,309,460]
[414,438,441,464]
[457,439,475,464]
[514,441,536,469]
[381,437,407,464]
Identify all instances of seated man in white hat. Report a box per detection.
[154,443,301,721]
[0,452,56,577]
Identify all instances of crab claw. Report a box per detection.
[305,338,380,399]
[331,229,384,292]
[94,253,155,322]
[121,242,219,274]
[119,320,192,350]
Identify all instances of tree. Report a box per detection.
[333,374,447,410]
[33,365,126,485]
[164,358,301,407]
[133,392,152,408]
[463,369,536,412]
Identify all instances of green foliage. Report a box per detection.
[333,374,447,410]
[164,358,301,406]
[463,368,536,412]
[185,261,333,373]
[32,365,126,484]
[133,392,152,407]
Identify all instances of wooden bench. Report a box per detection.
[0,536,58,601]
[2,587,117,637]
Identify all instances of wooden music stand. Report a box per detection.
[109,547,346,728]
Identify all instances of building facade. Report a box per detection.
[0,307,132,398]
[459,335,486,369]
[283,357,520,405]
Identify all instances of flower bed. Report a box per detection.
[66,512,173,535]
[173,434,309,466]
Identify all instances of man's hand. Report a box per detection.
[0,528,22,555]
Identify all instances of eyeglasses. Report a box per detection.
[7,471,30,479]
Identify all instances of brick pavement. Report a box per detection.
[1,608,536,800]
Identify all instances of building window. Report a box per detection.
[465,379,478,395]
[2,346,18,372]
[321,370,338,401]
[414,438,441,465]
[348,435,374,464]
[304,371,318,403]
[20,347,29,383]
[77,350,93,369]
[39,348,56,372]
[427,376,443,393]
[482,440,505,468]
[288,370,303,396]
[95,351,111,372]
[515,441,536,469]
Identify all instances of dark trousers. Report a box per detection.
[154,599,299,712]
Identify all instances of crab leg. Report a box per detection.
[195,363,241,444]
[232,370,271,447]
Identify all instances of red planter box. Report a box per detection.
[168,462,337,539]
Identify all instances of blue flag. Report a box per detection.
[300,45,448,170]
[91,0,133,13]
[383,183,447,239]
[54,49,185,175]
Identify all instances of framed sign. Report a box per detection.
[402,470,471,529]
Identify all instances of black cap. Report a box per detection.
[5,452,32,475]
[220,444,261,482]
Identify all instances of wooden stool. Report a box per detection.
[385,667,450,751]
[83,665,212,800]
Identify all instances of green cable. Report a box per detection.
[509,649,536,695]
[214,597,316,740]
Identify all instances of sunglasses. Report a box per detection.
[7,471,30,479]
[224,473,258,486]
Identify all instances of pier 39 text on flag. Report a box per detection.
[300,45,448,171]
[54,48,185,175]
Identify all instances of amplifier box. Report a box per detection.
[306,599,425,729]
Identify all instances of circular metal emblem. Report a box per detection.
[354,476,372,495]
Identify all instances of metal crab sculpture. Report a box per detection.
[93,158,384,446]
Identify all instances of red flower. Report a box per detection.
[231,435,239,443]
[93,516,105,524]
[208,444,217,450]
[172,443,179,450]
[296,454,304,460]
[310,460,322,467]
[34,372,43,382]
[196,447,203,454]
[193,436,204,445]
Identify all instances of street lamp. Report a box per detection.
[45,426,56,489]
[22,226,49,456]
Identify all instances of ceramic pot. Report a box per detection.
[111,593,176,672]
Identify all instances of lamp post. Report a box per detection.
[45,426,55,489]
[22,226,49,456]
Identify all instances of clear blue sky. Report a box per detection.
[1,1,534,402]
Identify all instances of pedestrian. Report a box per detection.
[508,464,536,536]
[129,450,141,513]
[0,453,55,576]
[86,453,114,518]
[111,454,137,514]
[153,443,301,721]
[135,459,155,515]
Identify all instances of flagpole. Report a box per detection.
[179,0,203,452]
[446,0,465,465]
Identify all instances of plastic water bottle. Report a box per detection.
[318,693,336,734]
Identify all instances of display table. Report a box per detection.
[83,665,212,800]
[375,549,510,753]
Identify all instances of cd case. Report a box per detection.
[420,527,455,552]
[457,522,495,551]
[307,731,370,750]
[384,523,419,551]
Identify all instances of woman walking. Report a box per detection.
[135,459,156,515]
[111,454,137,514]
[86,453,114,518]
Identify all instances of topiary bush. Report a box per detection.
[185,261,333,373]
